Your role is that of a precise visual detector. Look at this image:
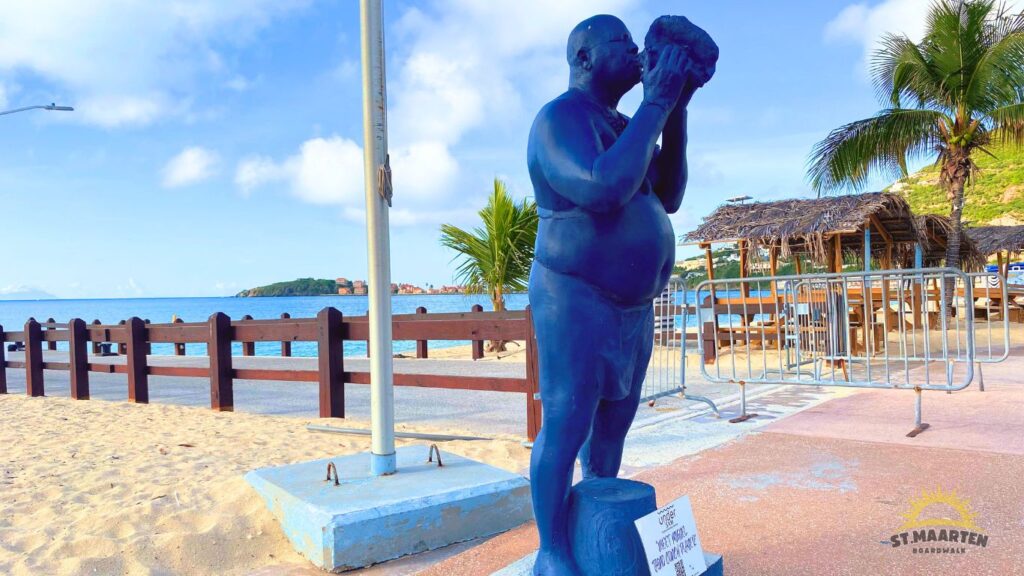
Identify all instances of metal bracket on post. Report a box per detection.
[378,154,393,207]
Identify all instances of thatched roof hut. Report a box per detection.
[684,193,920,269]
[914,215,985,271]
[965,225,1024,256]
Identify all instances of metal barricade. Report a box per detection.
[966,272,1011,391]
[641,279,719,415]
[692,268,1011,434]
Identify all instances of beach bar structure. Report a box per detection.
[684,192,923,276]
[967,224,1024,280]
[681,193,958,363]
[915,214,986,270]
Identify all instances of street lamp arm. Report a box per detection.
[0,103,75,117]
[0,105,48,116]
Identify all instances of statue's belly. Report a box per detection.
[536,192,675,305]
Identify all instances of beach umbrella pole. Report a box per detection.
[360,0,396,476]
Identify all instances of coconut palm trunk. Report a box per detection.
[490,286,506,352]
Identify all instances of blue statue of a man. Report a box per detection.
[527,14,716,575]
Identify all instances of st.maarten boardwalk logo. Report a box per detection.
[888,488,989,554]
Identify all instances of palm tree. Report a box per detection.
[440,178,538,352]
[808,0,1024,277]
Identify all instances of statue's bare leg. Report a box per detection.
[530,392,598,575]
[579,307,654,478]
[528,263,606,575]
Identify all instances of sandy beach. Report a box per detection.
[0,394,531,576]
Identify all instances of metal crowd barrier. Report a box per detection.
[690,268,1011,435]
[641,279,719,415]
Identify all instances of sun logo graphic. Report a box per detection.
[889,488,989,554]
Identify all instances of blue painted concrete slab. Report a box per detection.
[245,445,533,572]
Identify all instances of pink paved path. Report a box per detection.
[426,358,1024,576]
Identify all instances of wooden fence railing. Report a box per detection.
[0,307,543,440]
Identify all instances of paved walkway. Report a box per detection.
[425,351,1024,576]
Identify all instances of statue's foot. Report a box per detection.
[532,549,581,576]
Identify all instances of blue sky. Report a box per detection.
[0,0,979,298]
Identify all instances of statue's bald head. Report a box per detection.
[565,15,640,96]
[567,15,629,70]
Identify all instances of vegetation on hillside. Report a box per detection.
[236,278,337,297]
[889,142,1024,225]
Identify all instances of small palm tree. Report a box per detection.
[808,0,1024,276]
[440,178,538,352]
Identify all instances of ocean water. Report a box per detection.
[0,294,529,358]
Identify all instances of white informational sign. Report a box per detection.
[634,495,707,576]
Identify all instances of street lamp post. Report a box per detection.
[0,103,74,117]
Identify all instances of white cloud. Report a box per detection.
[0,82,6,110]
[235,136,364,206]
[0,1,310,126]
[289,137,365,205]
[236,135,459,215]
[826,0,1024,71]
[235,155,285,195]
[162,146,220,188]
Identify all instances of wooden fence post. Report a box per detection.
[91,319,102,354]
[471,304,484,360]
[317,307,345,418]
[117,320,127,355]
[524,306,542,442]
[280,312,292,357]
[415,306,428,358]
[173,317,186,356]
[46,318,57,351]
[143,319,152,355]
[25,318,44,397]
[0,323,7,394]
[241,315,255,356]
[208,312,233,411]
[68,318,90,400]
[126,317,149,403]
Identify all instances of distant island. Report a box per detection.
[237,277,465,297]
[0,286,58,301]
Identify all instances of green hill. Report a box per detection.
[887,142,1024,225]
[237,278,337,297]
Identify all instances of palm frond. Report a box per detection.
[964,5,1024,112]
[989,102,1024,144]
[438,178,537,306]
[873,33,943,108]
[808,109,947,193]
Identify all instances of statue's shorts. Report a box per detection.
[528,261,654,403]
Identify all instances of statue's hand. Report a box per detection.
[642,44,687,111]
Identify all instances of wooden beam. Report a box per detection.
[794,253,803,275]
[869,214,894,245]
[831,235,843,273]
[702,243,715,281]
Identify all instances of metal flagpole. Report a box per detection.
[360,0,396,476]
